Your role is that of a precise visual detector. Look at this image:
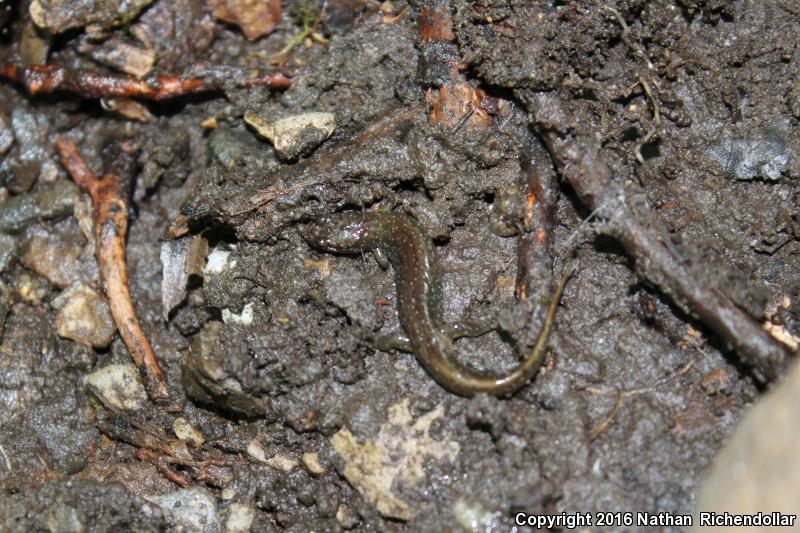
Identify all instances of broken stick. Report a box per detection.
[529,93,792,382]
[0,62,290,101]
[56,137,169,401]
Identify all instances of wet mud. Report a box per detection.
[0,0,798,531]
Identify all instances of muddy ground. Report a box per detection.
[0,0,798,531]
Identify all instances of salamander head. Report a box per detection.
[304,213,383,253]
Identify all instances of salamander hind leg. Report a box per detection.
[374,330,413,353]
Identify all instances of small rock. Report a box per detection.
[53,283,114,348]
[302,452,326,476]
[0,180,80,234]
[19,21,50,65]
[705,119,790,180]
[46,503,84,533]
[489,183,524,237]
[246,438,269,463]
[221,302,254,326]
[336,505,359,530]
[146,487,221,533]
[29,0,155,35]
[101,97,155,123]
[173,417,206,447]
[225,502,255,533]
[244,112,336,161]
[207,128,272,169]
[789,84,800,119]
[82,36,155,77]
[182,322,270,418]
[304,258,332,278]
[246,439,298,472]
[15,272,49,304]
[0,112,13,155]
[84,364,147,412]
[0,232,17,273]
[266,452,298,473]
[21,233,90,289]
[4,107,51,193]
[203,248,234,275]
[452,497,501,533]
[39,159,60,183]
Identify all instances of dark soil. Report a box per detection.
[0,0,798,531]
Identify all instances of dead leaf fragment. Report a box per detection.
[86,38,156,78]
[428,83,492,131]
[210,0,282,40]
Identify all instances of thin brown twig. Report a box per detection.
[0,62,290,101]
[226,105,425,217]
[600,5,654,70]
[136,448,191,488]
[56,137,169,401]
[588,391,625,442]
[516,132,558,303]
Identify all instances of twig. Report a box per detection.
[0,62,290,101]
[582,359,696,398]
[516,131,558,304]
[584,362,695,439]
[56,137,169,401]
[600,6,662,164]
[530,93,792,383]
[600,5,654,70]
[634,76,661,164]
[136,449,191,488]
[588,392,624,442]
[224,105,424,217]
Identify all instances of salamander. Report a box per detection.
[305,211,567,397]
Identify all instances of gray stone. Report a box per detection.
[0,180,79,234]
[29,0,154,34]
[0,232,17,273]
[0,112,13,155]
[146,487,221,533]
[705,119,790,180]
